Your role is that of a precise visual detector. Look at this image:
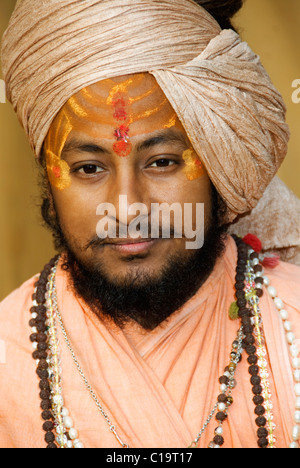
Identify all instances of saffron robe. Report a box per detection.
[0,237,299,448]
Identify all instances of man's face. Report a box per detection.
[46,73,213,287]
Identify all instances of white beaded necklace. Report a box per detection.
[262,274,300,447]
[249,249,300,448]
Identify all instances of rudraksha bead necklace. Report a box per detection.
[29,236,300,448]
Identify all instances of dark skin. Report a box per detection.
[47,74,213,287]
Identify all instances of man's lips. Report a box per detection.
[104,238,152,245]
[103,238,158,254]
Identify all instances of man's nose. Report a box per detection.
[110,168,151,229]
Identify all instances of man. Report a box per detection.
[0,0,299,449]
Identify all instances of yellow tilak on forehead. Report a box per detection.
[128,85,156,105]
[164,114,178,129]
[80,80,157,107]
[106,77,136,106]
[182,148,205,181]
[67,96,89,118]
[75,75,178,130]
[128,97,167,124]
[44,110,72,190]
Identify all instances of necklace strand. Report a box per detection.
[51,278,129,448]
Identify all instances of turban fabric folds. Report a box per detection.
[1,0,290,221]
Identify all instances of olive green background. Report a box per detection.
[0,0,299,300]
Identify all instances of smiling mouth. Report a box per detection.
[104,238,159,254]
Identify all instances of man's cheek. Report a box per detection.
[55,197,97,242]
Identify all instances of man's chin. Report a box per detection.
[77,238,196,286]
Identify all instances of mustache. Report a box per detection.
[85,222,182,250]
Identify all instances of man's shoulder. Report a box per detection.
[271,259,300,280]
[0,275,38,331]
[0,274,37,309]
[265,260,300,310]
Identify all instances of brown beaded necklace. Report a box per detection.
[233,235,269,448]
[30,254,60,448]
[29,236,271,448]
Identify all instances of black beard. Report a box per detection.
[63,226,228,331]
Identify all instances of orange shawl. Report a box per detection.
[0,236,299,448]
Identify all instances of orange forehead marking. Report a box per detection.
[106,77,135,106]
[128,85,157,104]
[164,113,178,129]
[182,148,205,181]
[66,74,180,137]
[127,97,167,125]
[67,96,88,118]
[44,110,72,190]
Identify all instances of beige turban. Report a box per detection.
[0,0,290,224]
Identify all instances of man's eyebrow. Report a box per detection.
[62,138,110,155]
[136,130,188,153]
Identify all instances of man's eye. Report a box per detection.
[76,164,104,175]
[150,159,176,168]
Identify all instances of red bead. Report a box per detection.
[242,234,262,253]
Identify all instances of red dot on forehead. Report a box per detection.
[113,140,132,157]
